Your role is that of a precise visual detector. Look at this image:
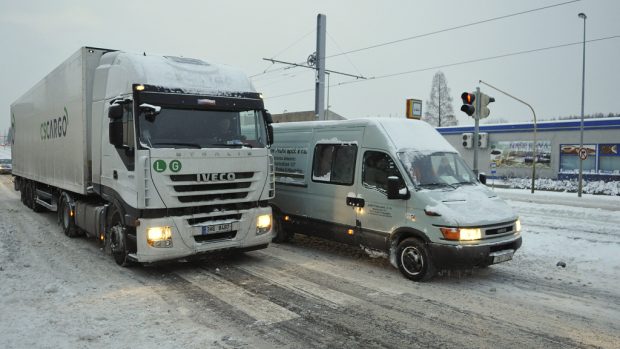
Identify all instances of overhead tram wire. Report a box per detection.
[265,35,620,100]
[325,0,583,59]
[250,29,314,79]
[252,0,582,80]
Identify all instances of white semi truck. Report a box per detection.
[11,47,275,265]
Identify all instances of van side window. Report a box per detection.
[312,144,357,185]
[363,151,404,193]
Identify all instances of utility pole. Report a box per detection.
[262,14,366,120]
[473,87,480,175]
[315,14,327,120]
[577,12,587,197]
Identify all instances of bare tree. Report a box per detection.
[423,71,457,127]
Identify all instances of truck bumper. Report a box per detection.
[428,235,522,269]
[134,206,273,263]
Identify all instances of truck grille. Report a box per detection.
[168,171,256,205]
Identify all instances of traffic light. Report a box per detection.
[460,92,476,116]
[462,133,473,148]
[479,93,495,118]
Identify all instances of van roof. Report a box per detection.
[273,118,457,154]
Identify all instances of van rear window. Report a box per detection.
[312,144,357,185]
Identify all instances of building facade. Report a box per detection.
[437,118,620,181]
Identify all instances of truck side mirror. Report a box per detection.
[109,121,124,148]
[264,111,273,124]
[108,104,124,119]
[267,125,274,146]
[387,176,409,200]
[479,173,487,185]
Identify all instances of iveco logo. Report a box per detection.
[197,173,236,182]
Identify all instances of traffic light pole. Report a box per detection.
[473,87,480,175]
[479,80,537,194]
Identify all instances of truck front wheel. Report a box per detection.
[108,208,133,267]
[396,238,436,282]
[60,196,79,238]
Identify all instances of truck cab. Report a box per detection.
[270,118,521,281]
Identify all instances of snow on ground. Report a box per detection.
[494,187,620,291]
[1,176,619,348]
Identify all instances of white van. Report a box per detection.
[270,118,521,281]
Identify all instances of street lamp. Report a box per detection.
[577,12,587,197]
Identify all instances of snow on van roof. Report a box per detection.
[273,118,457,154]
[113,52,255,95]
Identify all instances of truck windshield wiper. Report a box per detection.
[210,142,254,148]
[151,142,202,149]
[419,182,456,190]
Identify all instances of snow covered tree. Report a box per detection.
[423,71,457,127]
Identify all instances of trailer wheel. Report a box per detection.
[396,238,436,282]
[108,208,132,267]
[272,216,292,243]
[60,196,79,238]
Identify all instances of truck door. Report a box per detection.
[355,150,408,252]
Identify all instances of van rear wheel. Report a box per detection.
[396,238,435,281]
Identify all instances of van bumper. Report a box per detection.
[428,236,522,269]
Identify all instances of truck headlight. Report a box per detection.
[147,226,173,248]
[256,214,272,235]
[515,219,521,233]
[440,227,482,241]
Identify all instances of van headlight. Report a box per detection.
[440,227,482,241]
[515,219,521,233]
[256,214,272,235]
[147,226,173,248]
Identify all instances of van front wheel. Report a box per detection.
[396,238,435,281]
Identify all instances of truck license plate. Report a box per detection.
[202,223,232,235]
[491,250,514,264]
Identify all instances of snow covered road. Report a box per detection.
[1,175,618,348]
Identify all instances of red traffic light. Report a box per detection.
[461,92,475,105]
[460,92,476,116]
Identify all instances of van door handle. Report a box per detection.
[346,197,365,208]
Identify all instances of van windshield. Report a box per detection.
[138,108,267,149]
[397,150,477,188]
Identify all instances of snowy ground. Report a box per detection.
[1,176,619,348]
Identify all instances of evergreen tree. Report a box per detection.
[423,71,457,127]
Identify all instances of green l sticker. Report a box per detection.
[153,160,166,173]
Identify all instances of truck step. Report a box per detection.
[35,198,57,211]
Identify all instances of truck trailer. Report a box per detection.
[11,47,275,265]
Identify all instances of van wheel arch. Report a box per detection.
[270,204,293,243]
[388,228,431,268]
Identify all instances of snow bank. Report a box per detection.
[506,178,620,196]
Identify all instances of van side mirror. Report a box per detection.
[479,173,487,185]
[108,104,124,119]
[387,176,409,200]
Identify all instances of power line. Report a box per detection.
[326,0,582,59]
[250,29,314,78]
[265,35,620,99]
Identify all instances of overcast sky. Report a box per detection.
[1,0,619,133]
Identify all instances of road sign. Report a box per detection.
[578,147,588,160]
[490,162,497,174]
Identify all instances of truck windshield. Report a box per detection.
[138,108,268,149]
[397,150,477,189]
